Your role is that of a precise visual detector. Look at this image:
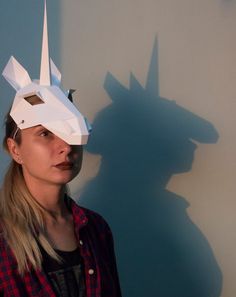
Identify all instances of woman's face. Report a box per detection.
[7,125,83,187]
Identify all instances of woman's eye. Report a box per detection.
[40,130,50,137]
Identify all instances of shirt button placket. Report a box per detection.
[78,237,95,278]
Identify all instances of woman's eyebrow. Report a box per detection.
[33,125,42,129]
[32,125,45,133]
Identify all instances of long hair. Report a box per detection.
[0,113,61,275]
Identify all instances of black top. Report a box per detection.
[41,247,86,297]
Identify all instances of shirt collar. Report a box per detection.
[66,196,88,231]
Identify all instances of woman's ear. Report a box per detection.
[6,138,23,164]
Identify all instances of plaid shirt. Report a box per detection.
[0,198,122,297]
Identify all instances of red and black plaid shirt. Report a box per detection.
[0,198,122,297]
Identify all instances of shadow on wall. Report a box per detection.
[79,38,222,297]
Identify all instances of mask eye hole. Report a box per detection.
[24,94,44,105]
[68,89,76,103]
[68,93,73,102]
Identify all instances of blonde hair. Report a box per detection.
[0,113,61,275]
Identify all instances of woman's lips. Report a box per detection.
[55,161,74,170]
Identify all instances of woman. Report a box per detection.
[0,2,121,296]
[0,108,122,297]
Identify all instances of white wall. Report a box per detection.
[62,1,236,297]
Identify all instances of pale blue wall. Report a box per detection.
[0,0,61,184]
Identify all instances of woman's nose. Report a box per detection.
[56,137,72,154]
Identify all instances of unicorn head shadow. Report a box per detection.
[79,38,222,297]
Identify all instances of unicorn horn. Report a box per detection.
[40,0,51,85]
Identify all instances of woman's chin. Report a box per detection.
[52,170,79,185]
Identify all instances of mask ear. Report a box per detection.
[2,56,31,91]
[50,59,61,86]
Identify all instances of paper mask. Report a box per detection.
[2,0,91,145]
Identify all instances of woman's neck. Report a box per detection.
[23,176,67,218]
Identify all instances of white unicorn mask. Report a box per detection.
[2,0,91,145]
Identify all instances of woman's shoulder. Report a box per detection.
[80,205,107,222]
[68,197,112,234]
